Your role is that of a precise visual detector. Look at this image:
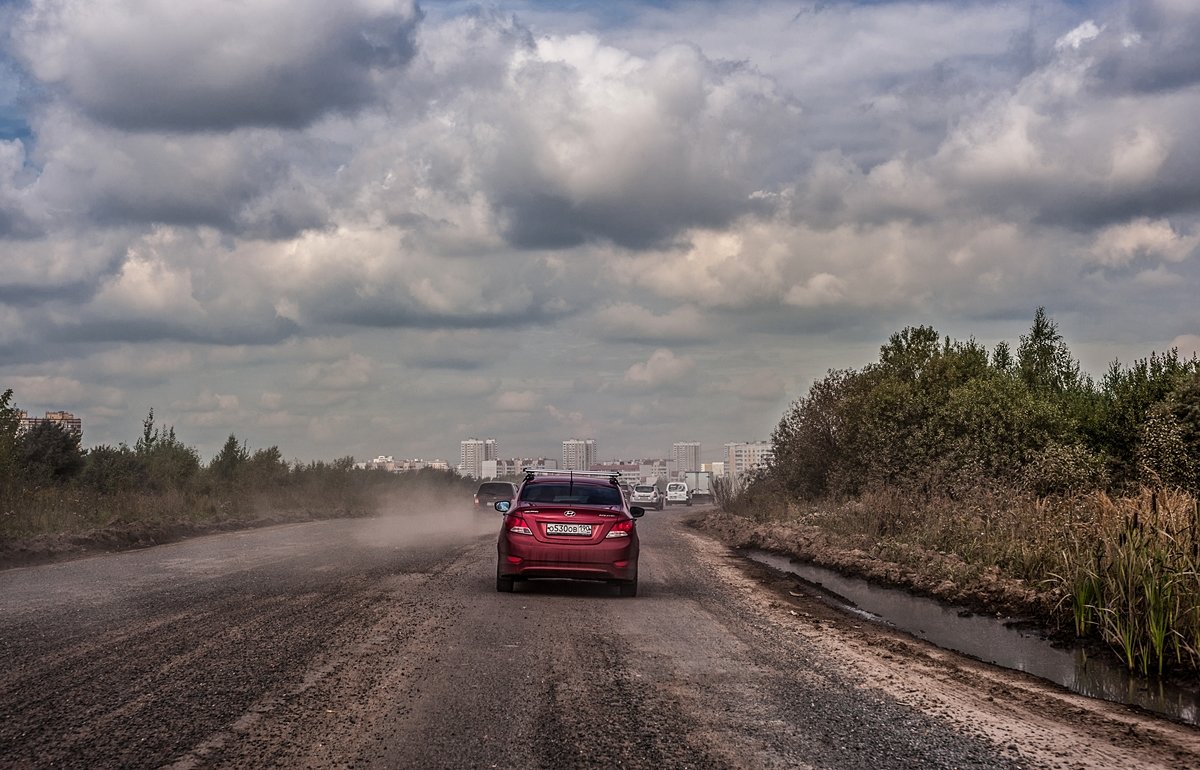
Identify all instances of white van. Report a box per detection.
[665,482,690,506]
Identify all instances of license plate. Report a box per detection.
[545,523,593,536]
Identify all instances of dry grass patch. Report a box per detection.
[706,485,1200,676]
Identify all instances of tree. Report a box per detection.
[246,446,289,486]
[144,426,201,491]
[1137,370,1200,492]
[210,434,249,483]
[0,389,21,495]
[18,421,84,485]
[878,326,941,382]
[1090,350,1199,485]
[82,444,142,495]
[135,409,158,455]
[1017,307,1080,394]
[991,341,1014,372]
[770,369,858,499]
[1167,371,1200,486]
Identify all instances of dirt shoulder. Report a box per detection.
[684,520,1200,769]
[694,508,1059,623]
[0,509,357,571]
[690,507,1200,696]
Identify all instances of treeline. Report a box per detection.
[754,309,1200,675]
[770,308,1200,502]
[0,392,470,539]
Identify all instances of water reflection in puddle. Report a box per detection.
[746,550,1200,727]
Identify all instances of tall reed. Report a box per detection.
[1057,488,1200,675]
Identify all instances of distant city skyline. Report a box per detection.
[2,1,1197,462]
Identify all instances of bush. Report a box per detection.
[81,445,142,495]
[1136,409,1196,491]
[18,422,84,486]
[1022,441,1110,496]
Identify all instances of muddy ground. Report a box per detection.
[695,509,1061,622]
[692,507,1200,698]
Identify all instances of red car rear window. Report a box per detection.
[521,484,623,506]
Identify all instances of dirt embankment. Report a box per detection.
[694,509,1061,626]
[0,509,355,571]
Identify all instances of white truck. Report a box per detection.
[682,471,713,503]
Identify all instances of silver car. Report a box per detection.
[629,484,663,510]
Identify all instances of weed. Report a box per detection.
[718,481,1200,675]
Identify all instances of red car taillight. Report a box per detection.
[605,519,634,538]
[507,513,533,535]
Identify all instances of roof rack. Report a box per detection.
[522,467,623,484]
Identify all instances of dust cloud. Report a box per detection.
[350,484,500,550]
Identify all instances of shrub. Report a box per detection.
[1022,441,1110,496]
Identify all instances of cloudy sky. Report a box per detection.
[1,0,1198,465]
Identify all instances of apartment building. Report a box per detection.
[723,441,773,485]
[356,457,450,472]
[16,410,83,440]
[561,439,597,471]
[359,455,397,471]
[459,438,498,479]
[671,442,701,474]
[480,457,560,479]
[590,462,641,485]
[402,458,450,472]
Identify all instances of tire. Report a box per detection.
[496,573,515,592]
[618,578,638,597]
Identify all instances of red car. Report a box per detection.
[495,469,645,596]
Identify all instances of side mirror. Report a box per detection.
[495,500,511,513]
[629,506,645,518]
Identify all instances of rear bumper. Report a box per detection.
[498,536,639,581]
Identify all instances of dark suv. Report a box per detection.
[474,481,516,511]
[495,469,645,596]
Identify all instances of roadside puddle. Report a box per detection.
[746,549,1200,727]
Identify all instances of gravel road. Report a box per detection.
[2,506,1198,769]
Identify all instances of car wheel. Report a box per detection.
[496,573,515,592]
[618,578,638,597]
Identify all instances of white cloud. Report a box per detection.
[493,390,540,412]
[544,404,592,436]
[1055,21,1103,51]
[623,349,694,389]
[176,389,241,413]
[478,31,797,247]
[784,273,848,308]
[6,375,123,409]
[591,303,709,343]
[1170,334,1200,358]
[1090,218,1197,267]
[298,354,375,391]
[1132,265,1182,287]
[88,243,204,320]
[1109,127,1170,185]
[88,346,196,381]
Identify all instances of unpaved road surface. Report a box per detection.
[2,507,1198,769]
